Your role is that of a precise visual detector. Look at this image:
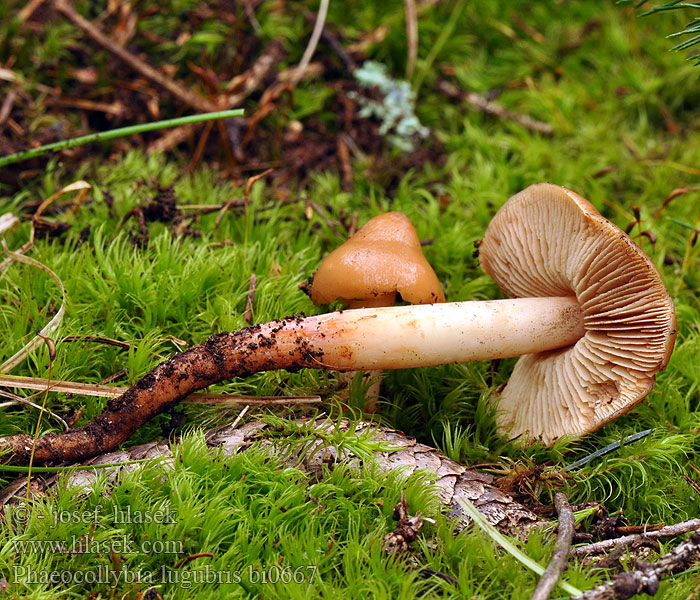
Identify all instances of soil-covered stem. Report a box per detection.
[0,297,582,465]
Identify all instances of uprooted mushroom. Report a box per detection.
[0,183,676,464]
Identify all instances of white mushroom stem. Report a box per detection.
[254,296,584,371]
[342,293,397,412]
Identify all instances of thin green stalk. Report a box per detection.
[0,109,244,167]
[457,497,583,597]
[412,0,467,94]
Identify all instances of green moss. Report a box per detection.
[1,0,700,597]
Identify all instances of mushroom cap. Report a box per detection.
[311,212,445,306]
[479,183,677,446]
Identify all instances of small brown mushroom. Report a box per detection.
[311,212,445,308]
[311,212,445,410]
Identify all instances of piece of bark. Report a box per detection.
[4,418,543,539]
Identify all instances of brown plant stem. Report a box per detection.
[570,519,700,558]
[243,273,258,324]
[404,0,418,79]
[574,532,700,600]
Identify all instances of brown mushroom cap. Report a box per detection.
[310,212,445,306]
[479,183,677,445]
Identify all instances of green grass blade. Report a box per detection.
[0,109,244,167]
[457,497,583,597]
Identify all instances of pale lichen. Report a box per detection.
[351,61,429,152]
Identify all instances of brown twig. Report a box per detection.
[244,273,257,324]
[531,493,575,600]
[437,80,554,136]
[0,389,69,431]
[240,0,262,33]
[592,166,617,179]
[347,25,390,54]
[653,186,700,220]
[512,14,545,44]
[240,83,293,149]
[146,125,194,155]
[18,0,46,22]
[51,97,125,116]
[685,472,700,497]
[61,335,134,351]
[188,119,214,171]
[147,42,286,156]
[61,334,174,361]
[53,0,218,113]
[174,553,215,569]
[418,567,459,587]
[574,532,700,600]
[347,214,358,238]
[276,61,325,84]
[180,200,245,213]
[99,369,127,386]
[614,524,664,536]
[226,41,286,107]
[570,519,700,558]
[244,168,274,201]
[561,19,601,55]
[0,91,16,130]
